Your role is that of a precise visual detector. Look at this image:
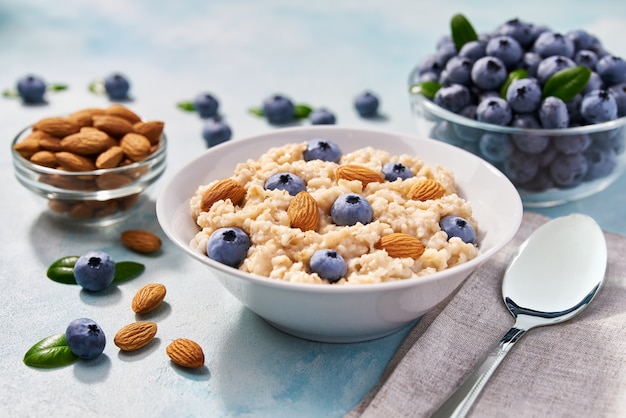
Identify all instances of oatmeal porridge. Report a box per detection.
[189,140,478,284]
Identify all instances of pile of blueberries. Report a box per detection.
[205,139,475,283]
[412,18,626,192]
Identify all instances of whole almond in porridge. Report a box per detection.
[190,139,478,284]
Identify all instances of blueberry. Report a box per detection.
[453,105,482,141]
[479,132,514,163]
[581,90,618,123]
[104,73,130,100]
[566,94,584,124]
[434,84,471,113]
[435,40,457,67]
[539,96,569,128]
[65,318,106,360]
[202,118,232,147]
[194,93,219,118]
[553,133,591,155]
[309,250,347,283]
[581,72,605,96]
[486,36,523,68]
[494,18,534,47]
[566,29,596,51]
[574,50,599,70]
[206,227,251,268]
[264,172,306,196]
[536,55,575,84]
[262,94,295,125]
[418,54,443,76]
[382,162,413,181]
[439,216,476,244]
[476,97,512,126]
[73,250,116,292]
[459,40,486,61]
[471,56,508,91]
[520,168,554,192]
[309,108,336,125]
[418,71,440,83]
[596,55,626,85]
[584,145,617,180]
[504,150,539,184]
[608,82,626,117]
[303,139,342,163]
[519,52,542,77]
[506,78,542,113]
[511,114,549,154]
[442,56,473,85]
[533,32,575,58]
[354,91,380,117]
[16,75,46,103]
[550,153,588,187]
[331,193,373,226]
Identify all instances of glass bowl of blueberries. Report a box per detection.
[409,14,626,207]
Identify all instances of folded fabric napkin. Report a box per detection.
[347,212,626,418]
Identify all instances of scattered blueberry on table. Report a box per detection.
[309,108,336,125]
[16,75,47,103]
[65,318,106,360]
[104,73,131,101]
[202,117,232,147]
[354,91,380,117]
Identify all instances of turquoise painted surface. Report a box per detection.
[1,1,625,416]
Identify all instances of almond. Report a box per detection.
[29,150,58,168]
[92,115,134,137]
[38,136,63,152]
[114,321,158,351]
[133,120,164,145]
[287,191,319,231]
[60,130,111,155]
[13,138,40,159]
[200,179,246,212]
[336,165,383,188]
[122,230,162,254]
[131,283,167,314]
[120,133,151,161]
[33,116,80,138]
[407,178,446,201]
[95,145,125,169]
[55,151,96,171]
[105,104,142,124]
[376,233,425,258]
[67,108,105,127]
[166,338,205,368]
[95,172,132,189]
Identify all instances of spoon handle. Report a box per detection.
[430,326,527,418]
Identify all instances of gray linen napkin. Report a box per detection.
[347,212,626,418]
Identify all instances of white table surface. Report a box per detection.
[1,1,625,417]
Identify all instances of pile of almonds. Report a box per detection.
[13,104,165,220]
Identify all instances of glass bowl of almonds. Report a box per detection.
[11,104,166,226]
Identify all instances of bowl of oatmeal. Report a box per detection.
[157,126,522,342]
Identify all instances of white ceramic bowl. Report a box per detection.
[156,126,523,343]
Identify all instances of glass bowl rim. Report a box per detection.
[411,92,626,136]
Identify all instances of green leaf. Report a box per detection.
[409,81,442,99]
[293,104,313,119]
[248,107,264,117]
[176,101,196,112]
[46,256,79,284]
[542,66,592,102]
[48,84,68,92]
[88,80,105,95]
[2,88,19,98]
[500,69,528,98]
[24,334,78,368]
[113,261,145,283]
[450,13,478,51]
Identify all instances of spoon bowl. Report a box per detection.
[432,214,607,418]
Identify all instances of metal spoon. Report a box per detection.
[431,213,607,418]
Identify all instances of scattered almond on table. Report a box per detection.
[121,229,162,254]
[166,338,205,368]
[132,283,167,314]
[114,321,158,351]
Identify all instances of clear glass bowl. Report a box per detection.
[11,127,167,226]
[410,93,626,207]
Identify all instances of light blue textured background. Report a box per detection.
[1,1,625,417]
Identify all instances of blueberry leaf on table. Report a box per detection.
[500,69,528,99]
[48,84,69,92]
[249,104,313,120]
[176,101,196,112]
[46,256,144,284]
[248,107,264,117]
[450,13,479,51]
[24,333,78,368]
[542,66,591,102]
[409,81,442,99]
